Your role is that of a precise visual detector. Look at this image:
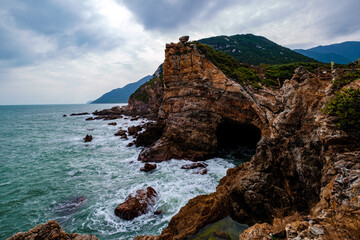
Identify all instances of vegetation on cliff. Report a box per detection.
[196,42,260,86]
[322,88,360,130]
[331,70,360,90]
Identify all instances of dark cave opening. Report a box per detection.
[216,119,261,164]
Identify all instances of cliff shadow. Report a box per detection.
[216,119,261,164]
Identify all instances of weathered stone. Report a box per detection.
[83,134,92,142]
[114,130,127,136]
[133,38,360,240]
[85,117,94,121]
[114,187,158,220]
[140,163,157,172]
[179,35,189,43]
[194,167,207,175]
[128,125,143,136]
[7,220,97,240]
[108,122,117,126]
[181,162,208,169]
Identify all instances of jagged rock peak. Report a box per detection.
[179,35,189,43]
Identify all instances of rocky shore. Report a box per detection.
[8,37,359,239]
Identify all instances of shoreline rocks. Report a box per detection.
[7,220,97,240]
[84,134,92,142]
[140,163,157,172]
[114,187,158,220]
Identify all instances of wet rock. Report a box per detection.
[121,134,128,139]
[134,122,165,148]
[70,112,89,116]
[127,142,134,147]
[84,135,92,142]
[7,220,97,240]
[114,129,127,136]
[63,114,67,117]
[194,167,207,175]
[131,116,139,121]
[114,187,158,220]
[94,116,105,120]
[85,117,94,121]
[128,125,142,136]
[140,163,157,172]
[92,106,122,116]
[181,162,208,169]
[108,122,117,126]
[154,209,163,215]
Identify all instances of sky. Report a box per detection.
[0,0,359,105]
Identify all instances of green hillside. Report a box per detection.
[198,34,317,65]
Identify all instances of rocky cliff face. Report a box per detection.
[134,39,360,239]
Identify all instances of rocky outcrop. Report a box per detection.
[133,40,360,239]
[114,187,158,220]
[7,220,97,240]
[122,64,164,119]
[140,163,157,172]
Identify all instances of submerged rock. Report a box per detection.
[108,122,117,126]
[194,167,207,175]
[85,117,95,121]
[114,187,158,220]
[7,220,97,240]
[53,196,87,215]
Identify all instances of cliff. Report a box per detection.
[132,38,360,239]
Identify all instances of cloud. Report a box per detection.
[120,0,238,32]
[0,0,123,68]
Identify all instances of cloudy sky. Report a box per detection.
[0,0,359,105]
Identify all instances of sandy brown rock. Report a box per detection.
[114,187,158,220]
[134,40,360,239]
[7,220,97,240]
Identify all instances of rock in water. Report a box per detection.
[140,163,157,172]
[7,220,97,240]
[114,187,158,220]
[181,162,208,169]
[83,134,92,142]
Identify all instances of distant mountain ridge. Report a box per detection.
[91,75,152,104]
[198,34,317,65]
[294,41,360,64]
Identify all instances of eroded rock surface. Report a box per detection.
[7,220,97,240]
[114,187,158,220]
[133,40,359,239]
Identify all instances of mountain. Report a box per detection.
[294,41,360,64]
[198,34,317,65]
[91,75,152,104]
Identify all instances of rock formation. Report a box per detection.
[132,39,359,239]
[7,220,97,240]
[114,187,158,220]
[83,134,92,142]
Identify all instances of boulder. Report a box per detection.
[7,220,97,240]
[114,187,158,220]
[63,114,67,117]
[108,122,117,126]
[140,163,157,172]
[194,167,207,175]
[181,162,208,169]
[128,125,143,136]
[114,129,127,136]
[84,134,92,142]
[179,36,189,43]
[85,117,95,121]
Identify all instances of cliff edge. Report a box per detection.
[133,38,360,239]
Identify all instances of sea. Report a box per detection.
[0,104,241,240]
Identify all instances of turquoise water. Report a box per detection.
[0,104,235,240]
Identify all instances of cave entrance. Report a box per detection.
[216,119,261,165]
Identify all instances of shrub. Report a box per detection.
[322,88,360,130]
[332,70,360,90]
